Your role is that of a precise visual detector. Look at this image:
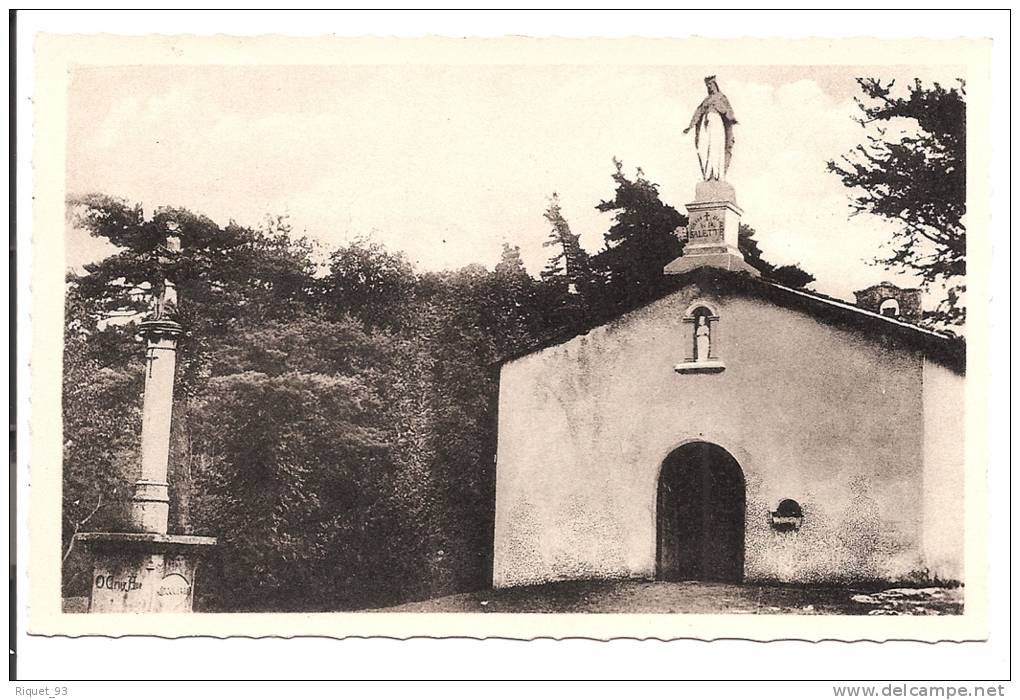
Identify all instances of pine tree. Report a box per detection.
[541,193,592,293]
[592,160,686,305]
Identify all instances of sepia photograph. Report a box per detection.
[17,15,1006,675]
[49,39,977,620]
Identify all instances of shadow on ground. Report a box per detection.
[365,579,963,615]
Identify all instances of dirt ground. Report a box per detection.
[366,579,963,615]
[63,579,963,614]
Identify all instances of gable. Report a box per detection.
[500,268,965,375]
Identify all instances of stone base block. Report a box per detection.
[77,532,216,613]
[694,179,737,204]
[664,249,760,277]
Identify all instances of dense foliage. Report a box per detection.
[63,162,814,610]
[827,78,966,327]
[593,160,687,305]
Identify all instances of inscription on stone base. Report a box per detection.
[78,532,214,613]
[88,551,197,613]
[156,573,193,612]
[682,212,725,242]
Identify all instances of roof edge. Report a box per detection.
[495,268,965,373]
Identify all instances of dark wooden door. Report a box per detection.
[656,442,745,582]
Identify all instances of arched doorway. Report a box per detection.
[656,441,745,582]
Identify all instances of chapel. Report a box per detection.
[491,79,966,588]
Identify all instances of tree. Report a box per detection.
[68,194,322,393]
[541,193,592,290]
[189,365,395,611]
[65,195,323,581]
[492,243,548,352]
[65,194,546,610]
[320,238,418,332]
[593,160,686,305]
[539,193,595,328]
[827,78,966,326]
[393,262,539,597]
[495,241,527,278]
[61,289,142,594]
[738,224,816,289]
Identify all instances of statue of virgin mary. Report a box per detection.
[683,76,738,181]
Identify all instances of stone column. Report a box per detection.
[130,301,181,534]
[79,234,215,613]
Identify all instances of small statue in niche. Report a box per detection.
[694,315,712,360]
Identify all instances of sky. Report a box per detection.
[65,63,963,302]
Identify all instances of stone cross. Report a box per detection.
[79,226,216,614]
[129,235,184,535]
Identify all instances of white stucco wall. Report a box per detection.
[493,283,961,587]
[921,358,966,581]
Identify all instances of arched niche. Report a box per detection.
[879,298,901,318]
[675,301,725,373]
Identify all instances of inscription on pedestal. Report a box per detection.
[686,212,724,241]
[89,553,159,612]
[155,573,193,612]
[79,533,214,613]
[94,573,143,592]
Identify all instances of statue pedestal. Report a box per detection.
[77,532,216,613]
[664,180,759,277]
